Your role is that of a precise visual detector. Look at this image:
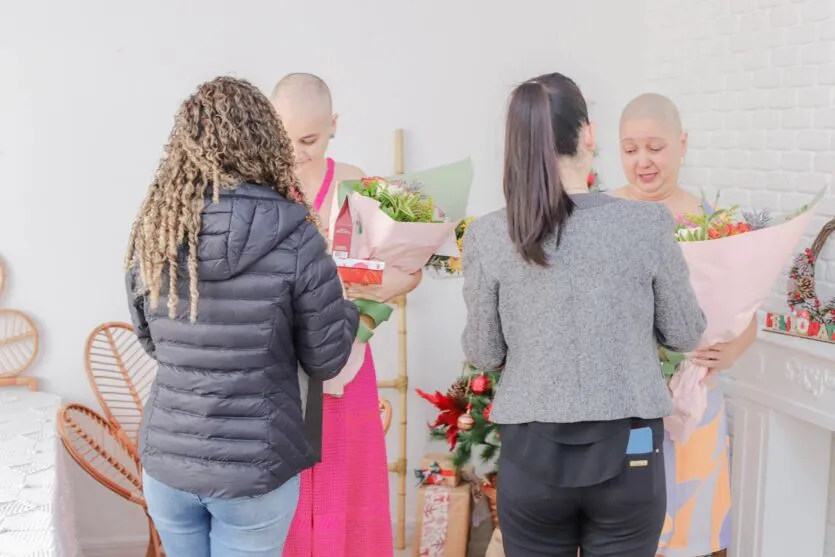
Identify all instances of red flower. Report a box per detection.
[415,389,466,449]
[587,172,596,187]
[359,176,384,189]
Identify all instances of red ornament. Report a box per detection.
[457,411,475,431]
[483,403,493,422]
[470,374,490,395]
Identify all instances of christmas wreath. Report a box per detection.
[787,218,835,326]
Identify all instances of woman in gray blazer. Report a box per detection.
[461,72,706,557]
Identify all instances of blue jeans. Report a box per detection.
[143,472,300,557]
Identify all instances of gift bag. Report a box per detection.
[485,528,504,557]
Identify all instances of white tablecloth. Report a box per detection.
[0,390,78,557]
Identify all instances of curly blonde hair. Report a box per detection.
[125,76,313,323]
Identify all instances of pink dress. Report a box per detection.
[283,159,394,557]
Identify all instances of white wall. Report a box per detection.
[644,0,835,554]
[0,0,648,549]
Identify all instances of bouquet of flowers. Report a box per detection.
[328,159,473,341]
[424,217,475,278]
[333,158,474,276]
[661,187,827,444]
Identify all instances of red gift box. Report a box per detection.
[332,198,354,259]
[334,257,384,285]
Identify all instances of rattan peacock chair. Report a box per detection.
[57,403,163,556]
[0,257,40,391]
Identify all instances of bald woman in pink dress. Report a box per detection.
[271,73,421,557]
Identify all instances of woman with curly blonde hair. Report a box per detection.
[125,76,359,557]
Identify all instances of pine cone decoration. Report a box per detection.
[447,378,469,403]
[796,276,816,300]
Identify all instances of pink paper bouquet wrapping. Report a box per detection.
[344,193,460,273]
[332,159,473,274]
[665,189,826,443]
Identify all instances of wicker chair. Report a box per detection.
[0,258,40,391]
[84,322,157,453]
[57,403,163,557]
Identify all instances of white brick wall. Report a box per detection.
[644,0,835,554]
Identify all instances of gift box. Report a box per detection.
[332,197,357,259]
[333,257,384,285]
[416,453,468,487]
[413,483,471,557]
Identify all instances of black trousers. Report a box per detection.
[496,424,666,557]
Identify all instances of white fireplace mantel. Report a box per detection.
[723,319,835,557]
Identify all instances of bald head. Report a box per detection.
[620,93,682,135]
[270,73,333,115]
[270,73,337,170]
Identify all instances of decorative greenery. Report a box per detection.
[742,208,773,230]
[417,363,502,473]
[425,217,475,276]
[352,177,440,223]
[675,203,753,241]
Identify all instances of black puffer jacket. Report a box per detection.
[126,184,358,499]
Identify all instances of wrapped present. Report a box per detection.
[413,483,471,557]
[415,453,469,487]
[332,203,385,285]
[333,257,384,285]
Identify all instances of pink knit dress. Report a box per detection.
[283,159,394,557]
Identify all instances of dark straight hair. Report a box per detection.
[503,73,590,267]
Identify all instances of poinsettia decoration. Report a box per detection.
[415,389,467,449]
[417,364,501,472]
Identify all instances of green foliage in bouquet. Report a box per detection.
[352,178,440,223]
[658,346,686,381]
[674,201,752,242]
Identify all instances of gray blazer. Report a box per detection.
[462,193,706,424]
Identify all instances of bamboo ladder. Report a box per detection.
[376,128,410,550]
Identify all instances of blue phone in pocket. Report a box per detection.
[626,427,653,455]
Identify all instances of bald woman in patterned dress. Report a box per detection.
[611,93,757,557]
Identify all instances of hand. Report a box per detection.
[689,341,744,384]
[345,267,422,303]
[690,317,757,384]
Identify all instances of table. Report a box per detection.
[0,389,78,557]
